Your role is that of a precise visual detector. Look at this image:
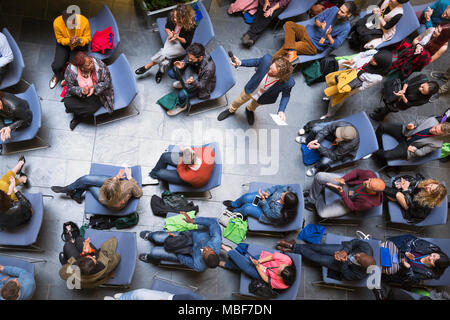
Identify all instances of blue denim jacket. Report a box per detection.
[0,266,36,300]
[258,185,291,225]
[177,217,222,272]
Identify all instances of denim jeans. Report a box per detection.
[66,174,109,201]
[225,249,261,280]
[167,67,200,104]
[231,192,262,220]
[293,243,343,272]
[147,231,179,262]
[150,152,187,185]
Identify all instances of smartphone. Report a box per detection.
[252,195,262,206]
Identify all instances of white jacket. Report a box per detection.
[0,32,13,68]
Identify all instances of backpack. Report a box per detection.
[151,193,199,218]
[319,55,338,79]
[248,278,279,298]
[156,89,188,111]
[88,212,139,230]
[163,231,194,255]
[61,221,81,242]
[114,212,139,229]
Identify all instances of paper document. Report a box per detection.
[270,113,287,126]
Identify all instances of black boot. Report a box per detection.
[245,108,255,125]
[155,71,163,83]
[70,116,82,131]
[217,109,234,121]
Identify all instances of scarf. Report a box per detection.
[358,50,392,76]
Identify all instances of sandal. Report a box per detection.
[17,155,26,175]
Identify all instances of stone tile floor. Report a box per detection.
[0,0,449,300]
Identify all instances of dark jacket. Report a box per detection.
[0,191,33,229]
[165,16,196,49]
[314,121,360,162]
[387,234,447,286]
[150,194,199,218]
[0,92,33,132]
[339,239,374,281]
[241,54,295,112]
[338,169,383,212]
[387,74,432,112]
[181,53,216,100]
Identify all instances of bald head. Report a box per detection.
[356,253,376,270]
[364,178,385,193]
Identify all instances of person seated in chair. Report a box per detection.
[139,215,221,273]
[59,235,121,289]
[374,117,450,163]
[217,54,294,125]
[0,264,35,300]
[147,145,215,188]
[135,4,197,83]
[166,43,216,116]
[50,6,91,89]
[219,244,297,290]
[274,3,358,61]
[222,185,299,226]
[63,51,114,130]
[304,169,385,219]
[384,175,447,224]
[370,74,439,121]
[296,121,359,177]
[382,234,450,287]
[0,31,13,83]
[0,91,33,143]
[418,0,450,29]
[278,238,376,281]
[50,166,142,210]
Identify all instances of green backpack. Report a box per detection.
[156,89,188,110]
[114,212,139,229]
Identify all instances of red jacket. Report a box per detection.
[177,147,215,188]
[91,26,114,54]
[338,169,383,212]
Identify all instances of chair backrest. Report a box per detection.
[108,54,138,109]
[210,46,236,97]
[192,0,215,47]
[89,4,120,50]
[0,256,35,276]
[0,28,25,90]
[278,0,317,20]
[4,84,42,144]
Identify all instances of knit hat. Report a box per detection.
[335,125,357,141]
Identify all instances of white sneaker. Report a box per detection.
[104,296,115,300]
[173,81,183,89]
[49,75,58,89]
[142,176,159,185]
[362,154,372,160]
[113,293,123,300]
[306,167,318,177]
[295,136,306,144]
[320,115,328,120]
[298,129,305,136]
[322,96,330,101]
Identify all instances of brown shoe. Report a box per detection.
[49,74,58,89]
[277,239,296,249]
[287,50,298,63]
[276,245,293,253]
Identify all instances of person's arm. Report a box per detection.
[14,191,33,212]
[189,63,216,98]
[381,13,402,30]
[0,33,13,68]
[240,56,265,68]
[342,169,371,184]
[341,239,371,255]
[65,67,84,97]
[131,180,143,199]
[1,265,35,299]
[277,81,293,113]
[78,16,91,47]
[54,18,71,47]
[329,23,350,50]
[314,7,330,28]
[358,73,383,91]
[430,43,448,63]
[275,0,290,10]
[93,60,112,95]
[410,143,437,158]
[396,192,409,210]
[193,217,222,249]
[176,253,201,271]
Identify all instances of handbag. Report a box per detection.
[218,209,244,227]
[383,78,402,104]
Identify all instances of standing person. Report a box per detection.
[0,264,35,300]
[0,31,13,83]
[217,54,294,125]
[135,4,197,83]
[50,7,91,89]
[241,0,291,47]
[63,51,114,130]
[274,3,358,61]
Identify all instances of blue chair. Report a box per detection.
[88,4,120,60]
[0,255,35,276]
[185,46,236,115]
[84,163,142,217]
[236,244,302,300]
[387,180,448,227]
[315,112,379,169]
[277,0,317,21]
[359,2,420,49]
[151,276,205,300]
[0,193,44,252]
[321,172,383,225]
[381,134,442,167]
[166,142,222,199]
[420,237,450,287]
[85,228,137,288]
[1,84,49,155]
[93,54,139,125]
[156,0,215,47]
[246,182,304,236]
[0,28,25,90]
[312,233,381,289]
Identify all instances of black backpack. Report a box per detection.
[319,55,338,80]
[61,221,81,242]
[248,278,280,298]
[163,231,194,255]
[88,212,139,230]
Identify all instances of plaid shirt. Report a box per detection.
[390,41,432,79]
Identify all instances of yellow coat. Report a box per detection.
[53,14,91,51]
[324,69,359,107]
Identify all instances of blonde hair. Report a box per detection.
[101,178,121,202]
[415,179,447,208]
[171,4,196,31]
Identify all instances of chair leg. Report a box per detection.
[100,284,131,289]
[95,105,140,126]
[1,135,50,155]
[0,253,46,263]
[311,281,355,292]
[152,275,199,292]
[377,223,423,235]
[187,94,229,116]
[157,263,195,272]
[0,244,45,253]
[247,230,288,238]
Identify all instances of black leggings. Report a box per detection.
[51,42,88,79]
[62,236,98,264]
[375,123,408,161]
